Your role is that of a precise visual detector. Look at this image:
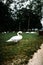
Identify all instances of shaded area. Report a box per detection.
[0,2,42,32]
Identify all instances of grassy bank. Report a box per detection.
[0,32,43,65]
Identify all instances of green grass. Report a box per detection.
[0,32,43,65]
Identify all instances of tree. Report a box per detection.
[0,2,8,32]
[7,0,42,30]
[0,2,15,32]
[16,8,30,31]
[0,0,42,31]
[1,0,42,20]
[17,8,42,30]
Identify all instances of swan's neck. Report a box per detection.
[17,32,21,36]
[17,32,20,36]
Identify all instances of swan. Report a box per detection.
[6,31,22,42]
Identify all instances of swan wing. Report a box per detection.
[7,35,22,42]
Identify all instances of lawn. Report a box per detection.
[0,32,43,65]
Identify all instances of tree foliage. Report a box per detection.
[0,2,15,32]
[0,0,42,32]
[16,8,42,30]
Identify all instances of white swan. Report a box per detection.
[6,31,22,42]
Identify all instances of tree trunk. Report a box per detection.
[27,15,30,31]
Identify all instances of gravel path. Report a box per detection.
[27,44,43,65]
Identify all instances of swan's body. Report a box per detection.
[6,31,22,42]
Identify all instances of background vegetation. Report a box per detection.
[0,0,42,32]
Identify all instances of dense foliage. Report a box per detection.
[0,0,42,32]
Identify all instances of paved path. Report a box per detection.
[27,44,43,65]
